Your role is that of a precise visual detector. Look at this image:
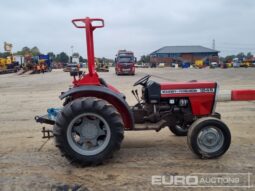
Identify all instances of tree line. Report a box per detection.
[2,46,252,64]
[220,52,254,62]
[0,46,114,64]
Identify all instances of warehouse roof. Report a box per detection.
[151,46,219,54]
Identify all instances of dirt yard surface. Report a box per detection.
[0,68,255,191]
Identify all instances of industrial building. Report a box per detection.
[150,46,219,66]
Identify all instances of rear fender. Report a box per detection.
[59,86,134,129]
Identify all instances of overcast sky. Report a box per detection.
[1,0,255,58]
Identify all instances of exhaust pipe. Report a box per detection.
[217,90,255,102]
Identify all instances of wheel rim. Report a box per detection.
[67,113,111,156]
[197,126,224,153]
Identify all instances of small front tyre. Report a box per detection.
[187,117,231,159]
[53,97,124,166]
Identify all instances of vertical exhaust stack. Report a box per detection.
[217,90,255,102]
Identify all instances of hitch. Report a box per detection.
[35,115,55,125]
[35,108,62,125]
[41,127,54,139]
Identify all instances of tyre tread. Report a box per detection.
[53,97,124,166]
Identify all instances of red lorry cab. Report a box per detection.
[115,50,136,75]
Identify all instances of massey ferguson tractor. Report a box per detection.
[35,17,255,166]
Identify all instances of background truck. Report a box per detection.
[115,50,136,75]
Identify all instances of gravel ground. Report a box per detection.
[0,67,255,191]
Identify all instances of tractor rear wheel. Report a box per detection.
[53,97,124,166]
[187,117,231,159]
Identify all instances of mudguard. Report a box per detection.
[59,86,134,130]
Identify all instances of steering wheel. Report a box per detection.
[133,75,151,86]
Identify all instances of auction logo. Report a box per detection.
[151,173,253,188]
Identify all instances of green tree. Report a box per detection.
[21,47,30,55]
[246,52,253,59]
[47,52,56,61]
[219,57,225,62]
[139,55,150,63]
[31,46,40,56]
[236,52,245,61]
[0,52,11,58]
[79,56,87,63]
[224,55,235,63]
[15,46,37,56]
[56,52,69,63]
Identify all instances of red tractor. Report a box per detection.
[36,17,232,165]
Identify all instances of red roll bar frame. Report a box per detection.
[71,17,104,86]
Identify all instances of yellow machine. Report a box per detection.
[226,62,233,68]
[0,42,18,73]
[95,58,109,72]
[6,56,13,64]
[241,60,252,68]
[195,60,204,69]
[0,57,14,69]
[0,58,6,70]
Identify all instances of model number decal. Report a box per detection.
[161,88,215,94]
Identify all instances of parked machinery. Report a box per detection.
[35,54,53,73]
[95,58,109,72]
[194,59,204,69]
[0,42,20,74]
[19,54,52,74]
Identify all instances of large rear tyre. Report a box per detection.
[53,97,124,166]
[187,117,231,159]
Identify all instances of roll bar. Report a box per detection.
[71,17,104,79]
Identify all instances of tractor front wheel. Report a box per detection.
[187,117,231,159]
[53,97,124,166]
